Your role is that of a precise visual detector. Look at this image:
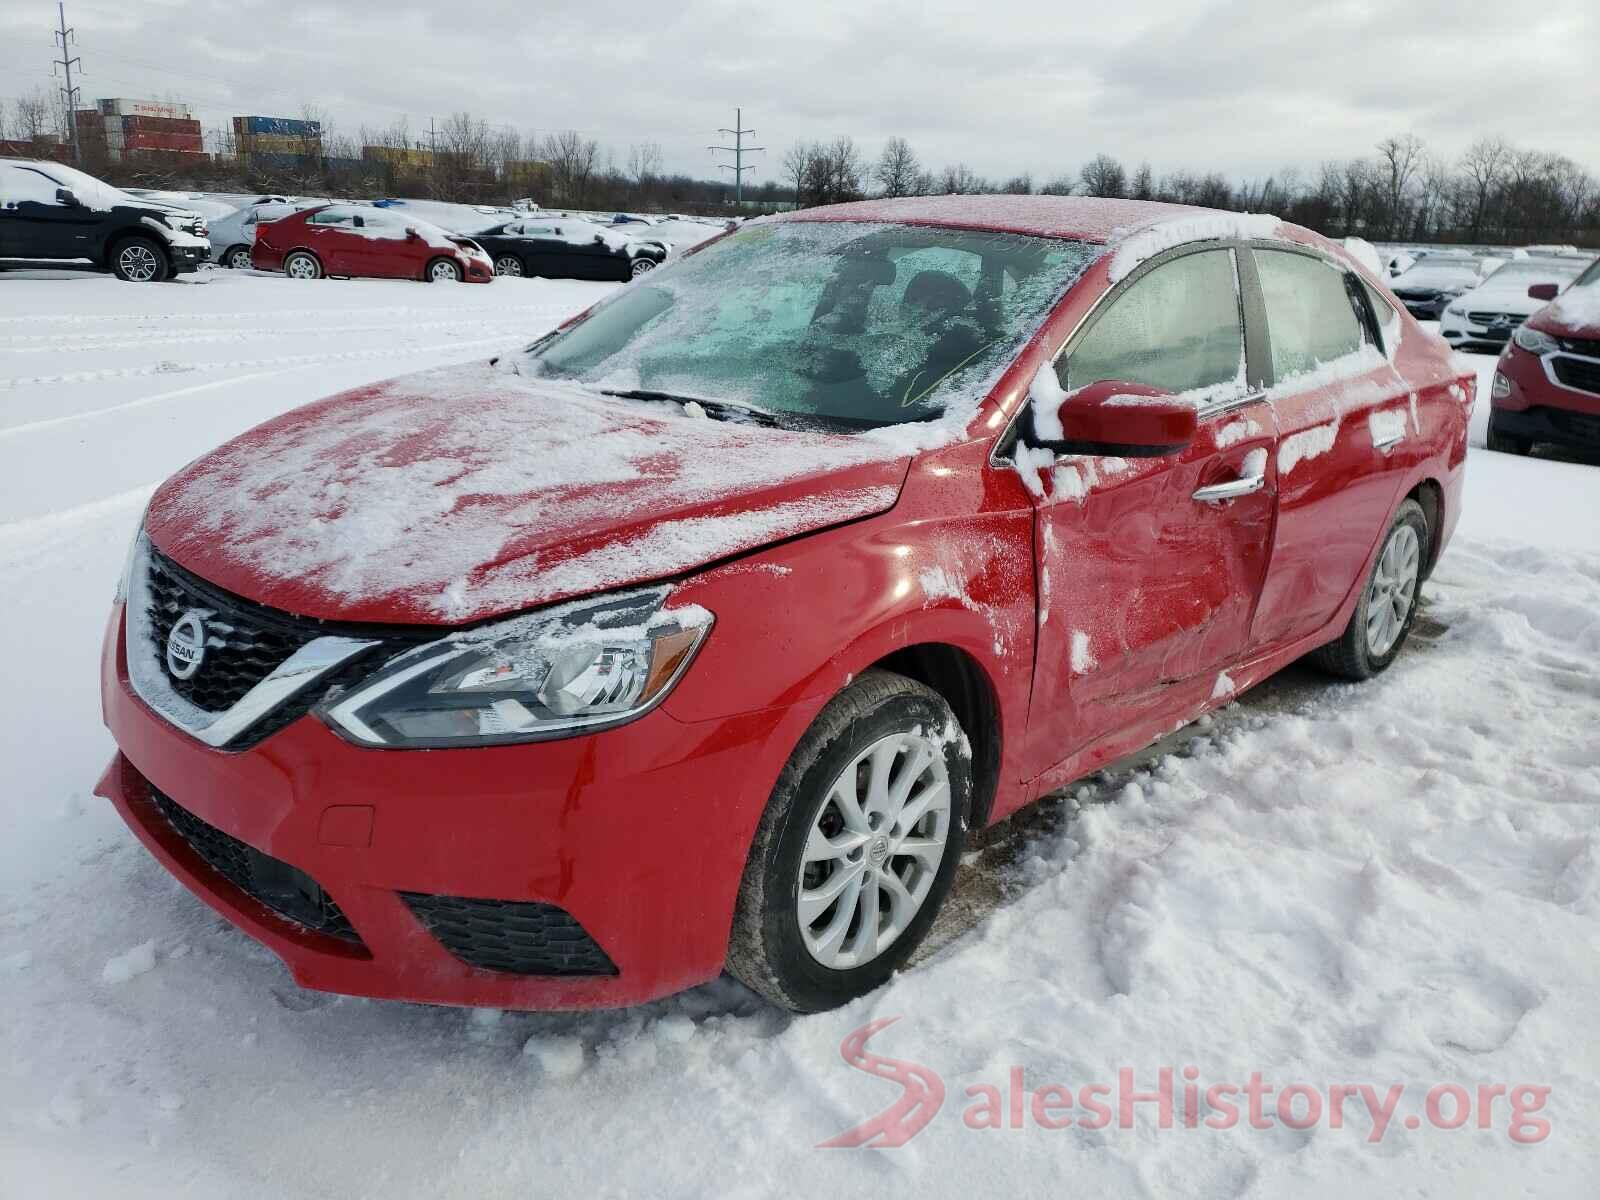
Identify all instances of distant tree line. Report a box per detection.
[783,132,1597,246]
[4,85,1594,241]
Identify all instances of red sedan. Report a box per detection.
[252,204,494,283]
[1488,259,1600,453]
[98,196,1471,1013]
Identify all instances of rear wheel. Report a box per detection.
[1309,498,1428,680]
[223,244,253,270]
[110,237,169,282]
[1486,416,1531,456]
[427,257,463,283]
[283,250,323,280]
[493,254,523,277]
[727,670,969,1012]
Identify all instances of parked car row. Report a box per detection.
[1439,255,1592,352]
[1,158,713,284]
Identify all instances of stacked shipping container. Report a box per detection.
[75,99,204,162]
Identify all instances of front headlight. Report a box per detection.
[317,588,712,748]
[1512,326,1559,355]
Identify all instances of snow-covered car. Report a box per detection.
[1388,257,1494,320]
[207,198,322,269]
[474,217,668,280]
[0,158,210,281]
[97,196,1472,1014]
[252,204,494,282]
[1440,256,1593,352]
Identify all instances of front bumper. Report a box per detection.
[97,603,789,1009]
[168,243,208,275]
[1438,309,1522,352]
[1394,293,1450,320]
[1490,341,1600,448]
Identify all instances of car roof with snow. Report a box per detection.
[777,195,1244,244]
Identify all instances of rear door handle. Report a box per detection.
[1192,462,1266,504]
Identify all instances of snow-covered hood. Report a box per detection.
[143,364,910,625]
[1528,283,1600,340]
[1451,278,1553,316]
[1391,264,1479,292]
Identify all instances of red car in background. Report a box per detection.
[253,204,494,283]
[98,196,1472,1014]
[1489,259,1600,454]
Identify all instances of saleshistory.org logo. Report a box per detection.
[819,1019,1553,1148]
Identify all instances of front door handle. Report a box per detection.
[1192,461,1266,504]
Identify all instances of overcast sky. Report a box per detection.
[4,0,1596,185]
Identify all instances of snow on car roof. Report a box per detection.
[780,195,1237,245]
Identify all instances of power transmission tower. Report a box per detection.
[52,1,83,165]
[709,108,764,207]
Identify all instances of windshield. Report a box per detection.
[1484,259,1587,285]
[525,221,1094,429]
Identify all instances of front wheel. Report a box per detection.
[110,237,169,282]
[629,257,656,279]
[1486,416,1531,456]
[1309,498,1429,680]
[727,669,969,1012]
[427,257,463,283]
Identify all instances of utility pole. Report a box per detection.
[52,1,83,165]
[709,108,764,207]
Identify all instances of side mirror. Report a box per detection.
[56,187,81,207]
[405,227,421,240]
[1027,378,1197,458]
[594,233,607,245]
[1527,282,1559,302]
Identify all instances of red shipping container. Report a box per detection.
[124,131,204,152]
[122,115,202,136]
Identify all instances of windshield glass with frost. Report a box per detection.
[525,221,1094,429]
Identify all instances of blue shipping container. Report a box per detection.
[241,115,322,137]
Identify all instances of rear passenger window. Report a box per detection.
[1255,249,1366,378]
[1064,249,1243,396]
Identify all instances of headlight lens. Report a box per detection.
[317,588,712,748]
[1513,326,1559,355]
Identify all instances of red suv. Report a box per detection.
[1488,260,1600,454]
[98,197,1472,1013]
[253,204,494,283]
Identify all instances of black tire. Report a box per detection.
[426,257,463,283]
[727,669,970,1012]
[108,236,170,282]
[283,250,323,280]
[1486,416,1531,456]
[1309,498,1429,680]
[222,244,253,270]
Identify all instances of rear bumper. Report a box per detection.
[97,603,791,1009]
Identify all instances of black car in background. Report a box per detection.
[0,158,210,281]
[473,217,668,281]
[1387,257,1490,320]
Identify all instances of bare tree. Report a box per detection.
[875,136,922,198]
[539,130,601,206]
[1130,162,1155,201]
[1460,136,1510,242]
[13,87,54,143]
[1079,153,1126,198]
[782,141,814,206]
[627,142,663,186]
[1376,134,1424,238]
[936,163,985,194]
[999,173,1033,195]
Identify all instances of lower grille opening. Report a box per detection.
[150,788,364,946]
[400,893,618,977]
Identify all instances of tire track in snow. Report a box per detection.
[0,483,154,570]
[0,317,540,354]
[0,373,282,441]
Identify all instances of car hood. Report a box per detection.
[144,363,911,625]
[1392,268,1478,292]
[1453,280,1551,314]
[1528,284,1600,340]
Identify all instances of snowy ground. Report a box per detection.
[2,274,1597,1197]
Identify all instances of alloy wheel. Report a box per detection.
[630,258,655,278]
[797,730,952,970]
[495,255,523,277]
[118,244,159,281]
[1365,523,1421,658]
[227,247,253,270]
[286,254,319,280]
[431,260,462,282]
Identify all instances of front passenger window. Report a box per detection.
[1,166,65,207]
[1064,249,1243,396]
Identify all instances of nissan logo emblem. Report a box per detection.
[166,610,208,680]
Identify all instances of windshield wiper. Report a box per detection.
[599,388,790,428]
